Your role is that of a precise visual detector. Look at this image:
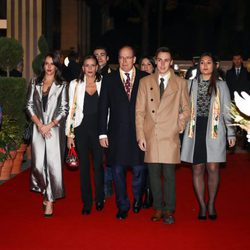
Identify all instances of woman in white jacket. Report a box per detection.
[66,55,104,215]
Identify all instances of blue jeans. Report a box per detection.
[112,164,146,211]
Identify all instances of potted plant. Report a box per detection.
[0,115,18,180]
[12,125,27,175]
[0,37,27,178]
[0,141,8,175]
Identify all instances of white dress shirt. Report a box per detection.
[158,71,171,89]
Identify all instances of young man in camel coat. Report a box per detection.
[136,47,190,224]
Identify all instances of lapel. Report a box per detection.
[130,68,139,104]
[35,82,43,100]
[96,79,102,95]
[115,69,130,101]
[163,69,178,97]
[48,82,58,100]
[77,81,86,110]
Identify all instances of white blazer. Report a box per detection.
[65,77,102,137]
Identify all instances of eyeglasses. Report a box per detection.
[118,56,134,61]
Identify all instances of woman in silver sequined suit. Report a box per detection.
[26,52,68,217]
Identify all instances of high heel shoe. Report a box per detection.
[198,214,207,220]
[198,207,207,220]
[44,202,53,218]
[208,213,217,220]
[207,203,217,220]
[42,201,47,211]
[198,213,207,220]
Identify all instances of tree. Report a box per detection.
[0,37,23,77]
[32,35,49,76]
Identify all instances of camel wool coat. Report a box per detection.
[136,69,190,164]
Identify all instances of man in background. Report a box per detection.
[226,53,250,99]
[93,46,114,198]
[226,53,250,151]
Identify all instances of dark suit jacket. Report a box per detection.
[99,68,148,165]
[226,65,250,98]
[99,64,114,76]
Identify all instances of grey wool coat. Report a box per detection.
[181,79,235,163]
[26,78,68,201]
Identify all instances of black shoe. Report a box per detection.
[44,213,53,218]
[96,201,104,211]
[208,213,217,220]
[207,204,217,220]
[82,207,91,215]
[133,199,142,213]
[198,214,207,220]
[142,188,153,209]
[116,210,128,220]
[198,208,207,220]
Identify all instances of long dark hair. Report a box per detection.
[196,52,218,96]
[77,55,101,82]
[139,56,156,73]
[37,52,64,85]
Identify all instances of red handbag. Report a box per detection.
[66,146,79,170]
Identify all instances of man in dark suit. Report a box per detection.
[94,46,114,198]
[226,53,250,99]
[93,46,114,76]
[99,45,147,219]
[226,53,250,150]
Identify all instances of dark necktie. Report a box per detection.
[159,77,165,99]
[124,73,131,97]
[236,68,240,77]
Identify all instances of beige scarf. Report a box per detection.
[188,87,220,139]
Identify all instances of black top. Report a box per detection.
[196,80,210,117]
[83,91,98,115]
[42,93,48,112]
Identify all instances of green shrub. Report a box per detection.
[0,37,23,77]
[0,77,27,149]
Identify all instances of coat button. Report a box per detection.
[152,110,155,113]
[151,98,153,101]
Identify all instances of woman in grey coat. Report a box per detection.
[26,52,68,217]
[181,53,236,220]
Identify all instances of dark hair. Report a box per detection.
[139,56,156,72]
[68,51,80,62]
[77,55,101,82]
[196,52,217,96]
[155,47,172,59]
[93,46,109,56]
[37,52,64,85]
[118,45,136,57]
[232,51,243,58]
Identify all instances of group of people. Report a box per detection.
[26,44,250,224]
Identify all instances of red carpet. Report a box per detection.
[0,153,250,250]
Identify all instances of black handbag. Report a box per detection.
[23,122,33,143]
